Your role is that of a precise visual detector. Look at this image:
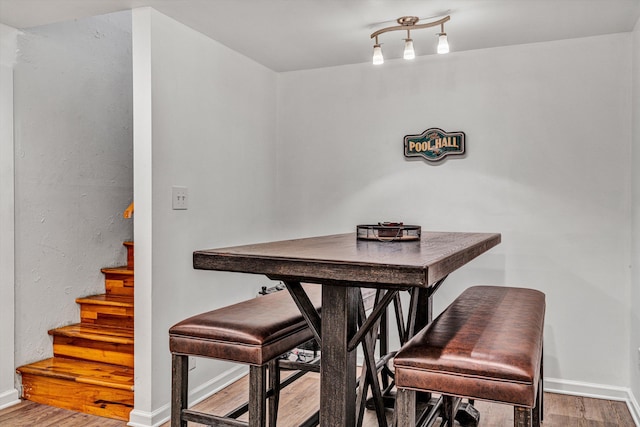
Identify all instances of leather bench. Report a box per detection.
[394,285,545,427]
[169,284,322,427]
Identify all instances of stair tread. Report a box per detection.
[76,294,133,307]
[49,323,133,344]
[17,357,134,391]
[101,267,133,275]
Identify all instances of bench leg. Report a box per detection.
[395,388,416,427]
[171,354,188,427]
[268,359,280,427]
[539,346,544,423]
[533,376,543,427]
[249,365,267,427]
[514,406,532,427]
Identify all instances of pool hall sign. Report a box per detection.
[404,128,466,162]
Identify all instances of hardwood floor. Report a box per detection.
[1,373,635,426]
[0,400,126,427]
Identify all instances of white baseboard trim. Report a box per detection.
[0,388,20,411]
[629,391,640,427]
[545,377,639,426]
[127,365,248,427]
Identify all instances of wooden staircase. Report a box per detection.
[17,241,135,421]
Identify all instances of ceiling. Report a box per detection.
[1,0,639,72]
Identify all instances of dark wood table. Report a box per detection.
[193,231,501,427]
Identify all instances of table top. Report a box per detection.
[193,231,501,288]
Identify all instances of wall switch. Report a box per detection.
[172,186,188,210]
[189,356,196,371]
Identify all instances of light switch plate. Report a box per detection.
[172,186,188,210]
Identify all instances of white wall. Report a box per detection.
[631,15,640,411]
[277,34,633,395]
[12,11,133,369]
[0,23,19,410]
[130,8,278,425]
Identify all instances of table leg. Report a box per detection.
[412,276,447,335]
[413,288,433,333]
[321,284,359,427]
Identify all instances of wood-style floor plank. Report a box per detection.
[2,374,636,426]
[0,400,126,427]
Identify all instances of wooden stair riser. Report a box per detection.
[20,374,133,421]
[104,273,134,297]
[80,303,133,328]
[124,241,134,270]
[52,336,134,368]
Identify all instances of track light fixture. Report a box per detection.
[370,15,450,64]
[403,34,415,60]
[372,41,384,65]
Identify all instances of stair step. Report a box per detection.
[17,357,134,421]
[17,357,134,389]
[77,294,133,329]
[101,267,134,276]
[101,267,134,296]
[76,294,133,308]
[50,323,134,344]
[49,324,134,367]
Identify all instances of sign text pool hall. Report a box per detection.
[404,128,466,162]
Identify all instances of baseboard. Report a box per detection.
[0,388,20,411]
[127,365,248,427]
[545,377,639,426]
[629,391,640,427]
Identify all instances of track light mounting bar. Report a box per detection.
[370,15,450,40]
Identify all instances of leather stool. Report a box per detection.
[394,286,545,427]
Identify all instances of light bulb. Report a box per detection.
[403,38,415,60]
[372,44,384,65]
[437,33,449,54]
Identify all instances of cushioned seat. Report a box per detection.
[170,284,322,427]
[394,285,545,427]
[170,284,321,365]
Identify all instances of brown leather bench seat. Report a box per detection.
[394,285,545,427]
[170,284,321,365]
[169,284,322,427]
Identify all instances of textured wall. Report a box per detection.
[13,11,133,368]
[0,23,19,409]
